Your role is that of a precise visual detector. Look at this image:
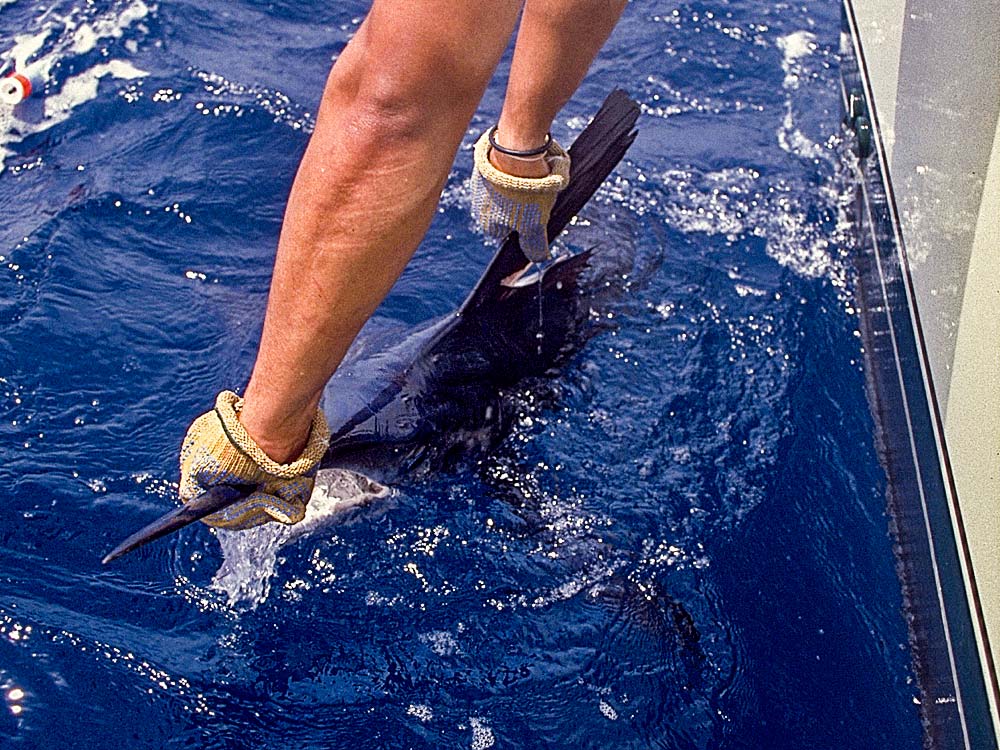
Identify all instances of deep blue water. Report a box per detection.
[0,0,924,748]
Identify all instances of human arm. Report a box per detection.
[181,0,628,523]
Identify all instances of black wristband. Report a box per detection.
[488,126,551,157]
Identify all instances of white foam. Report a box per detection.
[1,0,152,173]
[73,0,149,54]
[469,717,495,750]
[407,704,433,722]
[0,108,14,169]
[773,30,829,164]
[647,154,855,285]
[763,210,835,279]
[599,700,618,720]
[734,283,767,298]
[419,629,462,656]
[2,58,149,172]
[776,31,817,89]
[44,60,148,119]
[8,29,51,70]
[777,108,826,161]
[777,30,817,60]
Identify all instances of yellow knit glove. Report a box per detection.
[470,129,571,262]
[178,391,331,530]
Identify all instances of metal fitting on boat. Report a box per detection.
[844,88,873,160]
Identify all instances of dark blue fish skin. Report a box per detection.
[317,91,702,658]
[318,246,595,483]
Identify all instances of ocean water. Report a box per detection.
[0,0,923,748]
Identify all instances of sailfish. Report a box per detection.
[103,89,641,565]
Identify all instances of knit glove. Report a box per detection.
[470,128,571,262]
[178,390,331,530]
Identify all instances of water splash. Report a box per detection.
[42,59,147,121]
[407,703,433,722]
[209,469,389,607]
[776,30,818,90]
[468,716,496,750]
[190,68,315,132]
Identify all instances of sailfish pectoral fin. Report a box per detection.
[101,484,255,564]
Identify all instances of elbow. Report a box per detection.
[317,45,487,155]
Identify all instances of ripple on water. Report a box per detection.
[0,0,919,747]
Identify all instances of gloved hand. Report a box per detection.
[178,390,331,530]
[470,127,571,262]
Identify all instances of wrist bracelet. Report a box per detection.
[488,126,552,158]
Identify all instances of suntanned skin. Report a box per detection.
[238,0,627,462]
[493,0,628,177]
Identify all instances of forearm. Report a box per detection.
[241,133,445,456]
[241,97,465,460]
[497,0,627,150]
